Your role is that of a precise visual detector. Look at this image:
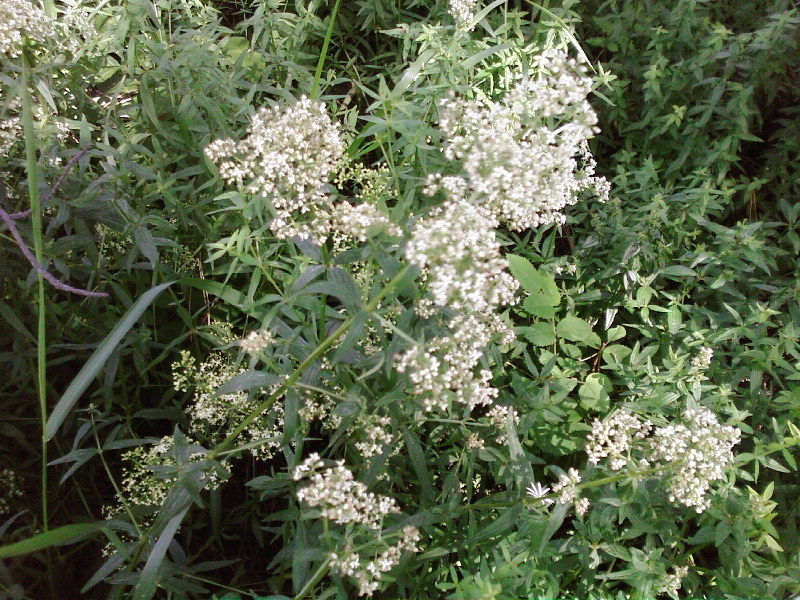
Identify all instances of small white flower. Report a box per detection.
[240,328,275,354]
[0,0,54,57]
[205,96,344,243]
[526,481,555,505]
[691,346,714,370]
[552,467,582,505]
[574,497,590,516]
[448,0,477,30]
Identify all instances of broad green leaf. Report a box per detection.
[0,522,105,558]
[523,296,558,319]
[556,316,593,343]
[606,325,626,342]
[507,255,560,307]
[667,305,683,334]
[579,373,612,412]
[521,323,556,346]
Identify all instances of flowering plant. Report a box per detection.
[1,1,799,599]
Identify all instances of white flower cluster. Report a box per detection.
[114,436,227,514]
[354,415,396,459]
[399,202,516,412]
[691,346,714,370]
[55,2,98,56]
[0,468,23,515]
[295,458,399,529]
[428,51,609,230]
[466,433,485,449]
[397,312,514,412]
[586,410,653,470]
[240,328,275,354]
[206,97,400,246]
[298,391,342,431]
[552,467,587,515]
[205,96,344,242]
[645,408,741,513]
[330,526,421,596]
[655,564,690,597]
[585,407,741,513]
[0,0,54,57]
[405,201,518,318]
[172,349,284,460]
[447,0,477,30]
[292,452,325,480]
[331,201,402,244]
[398,53,608,417]
[485,404,520,445]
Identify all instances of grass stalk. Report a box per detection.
[310,0,343,99]
[21,51,49,531]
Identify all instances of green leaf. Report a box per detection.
[556,316,593,343]
[523,297,558,318]
[470,505,522,544]
[660,265,697,277]
[579,373,611,411]
[403,428,436,505]
[606,325,626,342]
[182,278,250,312]
[461,42,512,69]
[714,520,732,546]
[0,522,105,558]
[667,305,683,334]
[520,323,556,346]
[133,508,188,600]
[215,371,282,396]
[134,226,158,267]
[762,457,790,473]
[0,299,36,343]
[46,280,178,440]
[507,255,560,307]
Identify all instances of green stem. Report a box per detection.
[209,265,410,458]
[90,412,144,537]
[310,0,343,99]
[293,556,332,600]
[22,51,48,531]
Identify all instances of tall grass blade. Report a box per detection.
[46,281,177,440]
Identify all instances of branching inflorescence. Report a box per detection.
[400,51,608,416]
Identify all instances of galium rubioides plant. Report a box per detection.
[1,1,799,599]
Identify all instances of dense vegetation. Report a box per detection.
[1,0,799,598]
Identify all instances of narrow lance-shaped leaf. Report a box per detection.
[46,280,178,440]
[0,522,105,558]
[132,508,189,600]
